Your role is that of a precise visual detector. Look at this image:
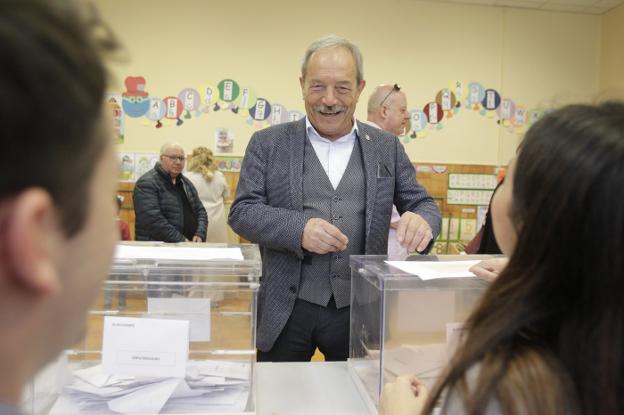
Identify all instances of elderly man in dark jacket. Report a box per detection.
[133,142,208,242]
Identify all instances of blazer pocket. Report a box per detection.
[377,162,393,178]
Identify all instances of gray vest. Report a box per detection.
[298,137,366,308]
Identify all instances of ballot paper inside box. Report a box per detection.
[25,242,262,415]
[347,254,490,414]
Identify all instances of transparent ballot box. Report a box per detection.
[26,242,261,415]
[348,255,490,413]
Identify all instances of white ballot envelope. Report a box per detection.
[102,316,189,378]
[385,260,479,280]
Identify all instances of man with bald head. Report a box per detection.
[133,142,207,242]
[367,84,410,136]
[367,84,416,257]
[230,35,441,362]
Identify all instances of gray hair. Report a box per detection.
[301,35,364,85]
[160,141,184,155]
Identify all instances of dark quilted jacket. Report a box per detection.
[133,162,208,242]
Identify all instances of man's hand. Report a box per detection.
[302,218,348,255]
[395,212,433,253]
[192,235,203,242]
[380,375,429,415]
[469,257,508,283]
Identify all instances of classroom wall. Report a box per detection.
[601,3,624,95]
[99,0,601,166]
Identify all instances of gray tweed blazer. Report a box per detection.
[229,118,441,351]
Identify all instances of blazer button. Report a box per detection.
[331,273,339,279]
[332,196,340,202]
[289,286,297,294]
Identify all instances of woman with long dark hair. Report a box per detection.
[381,101,624,415]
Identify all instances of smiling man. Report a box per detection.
[229,35,441,362]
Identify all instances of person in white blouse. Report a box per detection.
[366,84,412,258]
[186,147,230,243]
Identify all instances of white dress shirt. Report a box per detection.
[365,120,382,130]
[306,117,358,190]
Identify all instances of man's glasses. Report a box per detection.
[163,154,186,162]
[379,83,401,107]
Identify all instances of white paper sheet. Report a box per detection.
[196,360,251,381]
[107,378,180,414]
[102,316,189,378]
[114,245,244,261]
[385,260,480,280]
[54,360,251,414]
[162,387,249,412]
[73,365,111,388]
[147,297,211,342]
[171,380,211,398]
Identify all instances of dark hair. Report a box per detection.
[0,0,118,236]
[476,180,502,255]
[425,102,624,415]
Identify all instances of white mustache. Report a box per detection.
[314,105,346,115]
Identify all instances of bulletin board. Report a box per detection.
[413,163,504,255]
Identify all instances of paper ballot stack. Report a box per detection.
[49,361,251,414]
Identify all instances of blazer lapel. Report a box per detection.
[356,121,378,253]
[289,118,306,211]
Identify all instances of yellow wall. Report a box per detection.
[601,3,624,95]
[99,0,601,166]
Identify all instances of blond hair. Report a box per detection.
[187,146,217,181]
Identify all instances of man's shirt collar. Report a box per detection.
[305,117,359,143]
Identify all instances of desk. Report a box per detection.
[257,362,370,415]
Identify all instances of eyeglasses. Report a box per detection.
[163,154,186,162]
[379,84,401,107]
